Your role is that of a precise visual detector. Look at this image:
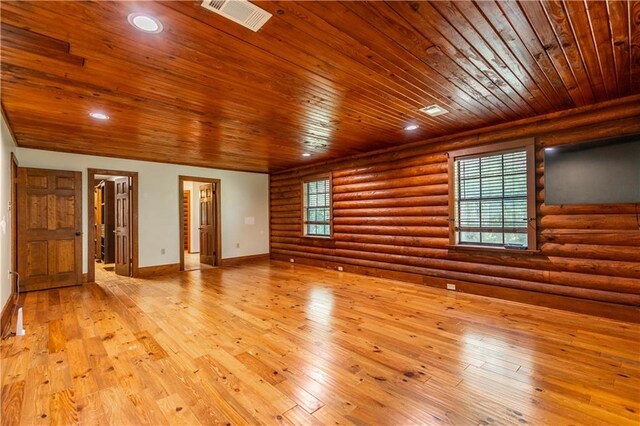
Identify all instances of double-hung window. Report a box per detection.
[302,175,332,237]
[448,139,536,250]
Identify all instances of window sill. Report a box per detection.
[446,244,540,255]
[301,235,334,240]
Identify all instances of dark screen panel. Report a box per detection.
[544,137,640,205]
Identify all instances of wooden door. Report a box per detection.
[199,184,214,264]
[183,190,190,252]
[93,184,102,261]
[114,177,131,276]
[17,167,82,292]
[102,181,116,264]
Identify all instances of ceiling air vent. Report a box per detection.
[419,104,448,117]
[200,0,272,32]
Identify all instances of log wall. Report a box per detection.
[269,96,640,321]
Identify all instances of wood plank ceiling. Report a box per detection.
[1,1,639,173]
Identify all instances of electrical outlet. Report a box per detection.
[337,266,344,271]
[446,283,456,291]
[161,248,166,255]
[290,258,295,263]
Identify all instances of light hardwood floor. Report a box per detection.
[1,260,639,425]
[184,251,214,272]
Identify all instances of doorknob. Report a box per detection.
[75,231,82,236]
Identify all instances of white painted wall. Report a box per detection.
[1,115,16,313]
[15,147,270,273]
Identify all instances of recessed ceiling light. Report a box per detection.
[404,124,419,131]
[128,13,163,33]
[89,112,109,120]
[302,153,311,157]
[419,104,448,117]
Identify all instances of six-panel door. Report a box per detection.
[17,167,82,292]
[199,183,215,265]
[114,177,131,276]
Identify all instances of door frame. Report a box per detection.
[87,168,139,282]
[178,176,221,271]
[10,153,18,293]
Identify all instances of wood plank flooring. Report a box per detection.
[1,260,639,425]
[184,251,214,272]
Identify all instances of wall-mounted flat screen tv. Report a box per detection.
[544,135,640,205]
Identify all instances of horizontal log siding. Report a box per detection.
[270,99,640,309]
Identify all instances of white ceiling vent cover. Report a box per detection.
[200,0,272,32]
[419,104,449,117]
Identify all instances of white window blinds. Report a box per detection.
[454,149,529,247]
[303,178,331,237]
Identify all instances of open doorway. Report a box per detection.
[87,169,139,282]
[179,176,221,271]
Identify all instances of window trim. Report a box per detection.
[301,173,333,239]
[447,138,537,251]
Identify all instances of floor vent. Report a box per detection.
[200,0,272,32]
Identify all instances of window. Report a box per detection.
[302,175,332,237]
[448,139,536,250]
